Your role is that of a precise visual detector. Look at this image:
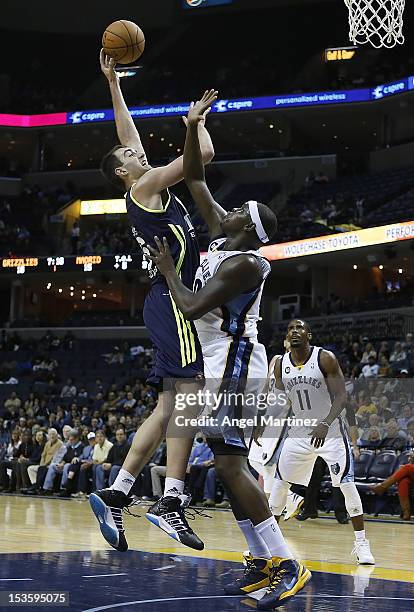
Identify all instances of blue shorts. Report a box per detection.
[143,283,204,388]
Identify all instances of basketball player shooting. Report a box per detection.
[89,52,215,552]
[147,94,311,610]
[269,319,375,565]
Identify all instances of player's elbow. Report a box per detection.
[181,305,203,321]
[201,146,215,165]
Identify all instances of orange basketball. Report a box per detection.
[102,20,145,64]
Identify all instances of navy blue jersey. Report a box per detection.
[126,187,200,289]
[125,186,203,386]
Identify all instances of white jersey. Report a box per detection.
[281,346,340,438]
[194,237,271,345]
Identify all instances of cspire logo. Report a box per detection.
[215,99,228,112]
[69,112,82,124]
[372,80,406,100]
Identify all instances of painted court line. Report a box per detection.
[82,574,128,579]
[153,565,176,571]
[0,578,33,581]
[82,593,414,612]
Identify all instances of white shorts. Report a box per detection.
[200,336,267,452]
[276,432,354,487]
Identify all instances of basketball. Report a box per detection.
[102,20,145,64]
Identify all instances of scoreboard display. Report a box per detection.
[1,254,143,275]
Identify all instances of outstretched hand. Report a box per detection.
[147,236,176,276]
[100,49,119,84]
[182,89,218,128]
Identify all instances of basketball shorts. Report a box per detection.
[200,335,268,455]
[143,284,204,388]
[275,426,354,487]
[249,454,277,495]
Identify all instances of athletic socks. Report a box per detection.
[164,477,185,496]
[254,516,293,559]
[110,469,135,496]
[237,519,271,559]
[354,529,366,541]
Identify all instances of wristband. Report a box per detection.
[320,421,330,428]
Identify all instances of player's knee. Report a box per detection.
[340,482,363,517]
[269,479,290,516]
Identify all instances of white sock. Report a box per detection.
[110,469,135,496]
[164,477,185,496]
[354,529,366,541]
[254,516,293,559]
[237,519,271,559]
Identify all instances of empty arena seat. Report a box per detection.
[354,450,375,481]
[397,450,413,467]
[367,451,398,483]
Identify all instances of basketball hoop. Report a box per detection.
[344,0,405,49]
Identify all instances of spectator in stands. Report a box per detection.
[75,429,113,496]
[360,355,380,379]
[4,429,33,493]
[380,420,408,451]
[360,342,377,365]
[389,342,407,372]
[60,378,77,399]
[356,393,377,419]
[371,451,414,520]
[14,430,46,491]
[121,392,137,415]
[60,431,96,498]
[0,429,21,491]
[24,427,62,493]
[105,346,124,365]
[42,429,83,496]
[355,196,364,222]
[357,425,382,449]
[378,355,391,377]
[202,467,230,508]
[186,435,214,503]
[94,427,130,491]
[4,391,22,413]
[403,333,413,353]
[398,405,413,430]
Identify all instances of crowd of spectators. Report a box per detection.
[0,331,230,506]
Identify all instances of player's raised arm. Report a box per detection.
[148,237,261,320]
[183,91,226,238]
[132,91,216,201]
[100,50,148,166]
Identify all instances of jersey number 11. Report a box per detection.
[296,389,312,410]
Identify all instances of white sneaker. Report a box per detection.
[352,539,375,565]
[283,492,304,521]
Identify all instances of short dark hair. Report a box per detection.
[257,203,278,241]
[100,145,124,191]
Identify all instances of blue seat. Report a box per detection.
[367,451,398,483]
[354,450,375,481]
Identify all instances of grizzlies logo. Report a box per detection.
[330,462,340,475]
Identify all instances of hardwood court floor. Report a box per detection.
[1,495,413,611]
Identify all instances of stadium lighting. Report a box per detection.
[70,286,74,290]
[46,283,51,290]
[81,296,86,301]
[399,268,403,274]
[379,265,384,270]
[58,288,63,293]
[93,293,97,298]
[353,265,358,270]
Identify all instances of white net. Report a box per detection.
[344,0,405,48]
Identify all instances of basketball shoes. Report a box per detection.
[145,489,204,550]
[224,552,272,595]
[256,558,312,610]
[283,492,305,521]
[89,489,135,552]
[352,539,375,565]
